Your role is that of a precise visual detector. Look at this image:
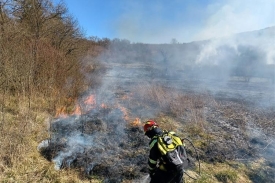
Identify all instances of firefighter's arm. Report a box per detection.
[148,138,158,175]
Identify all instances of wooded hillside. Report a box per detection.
[0,0,110,113]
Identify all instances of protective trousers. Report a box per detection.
[150,168,184,183]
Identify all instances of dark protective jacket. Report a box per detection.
[147,127,163,173]
[146,127,184,183]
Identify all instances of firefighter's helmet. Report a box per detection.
[144,120,158,133]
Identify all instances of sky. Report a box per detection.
[54,0,275,44]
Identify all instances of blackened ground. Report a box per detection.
[186,98,275,183]
[39,72,275,182]
[39,112,149,182]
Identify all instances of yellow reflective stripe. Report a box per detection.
[149,158,157,164]
[148,162,156,170]
[158,137,167,155]
[172,135,183,145]
[149,139,157,149]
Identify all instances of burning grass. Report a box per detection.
[38,95,149,182]
[0,96,99,183]
[1,82,275,182]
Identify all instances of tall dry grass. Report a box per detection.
[132,83,215,130]
[0,95,104,182]
[0,82,261,182]
[132,83,263,183]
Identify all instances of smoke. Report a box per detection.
[195,0,275,41]
[111,0,275,43]
[245,118,275,181]
[38,22,275,182]
[38,63,151,181]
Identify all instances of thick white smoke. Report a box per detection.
[112,0,274,43]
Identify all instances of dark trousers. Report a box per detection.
[150,168,184,183]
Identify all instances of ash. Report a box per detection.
[38,107,149,182]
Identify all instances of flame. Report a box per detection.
[130,118,141,127]
[55,106,68,118]
[81,94,96,112]
[55,95,96,118]
[55,104,82,118]
[72,104,82,115]
[54,94,136,122]
[117,104,129,120]
[84,95,96,105]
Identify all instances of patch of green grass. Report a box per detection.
[196,174,215,183]
[214,170,238,183]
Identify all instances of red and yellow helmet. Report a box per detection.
[143,120,158,133]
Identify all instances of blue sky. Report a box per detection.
[54,0,275,43]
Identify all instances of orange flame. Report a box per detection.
[84,95,96,105]
[72,104,82,115]
[55,106,68,118]
[117,104,129,120]
[54,94,137,122]
[55,95,96,118]
[130,118,141,127]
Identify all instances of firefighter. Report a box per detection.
[144,120,185,183]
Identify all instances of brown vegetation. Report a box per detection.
[0,0,108,182]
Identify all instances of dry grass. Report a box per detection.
[184,161,252,183]
[0,95,102,183]
[2,83,272,182]
[132,83,275,183]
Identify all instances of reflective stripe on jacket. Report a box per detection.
[148,136,161,173]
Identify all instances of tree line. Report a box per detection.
[0,0,110,114]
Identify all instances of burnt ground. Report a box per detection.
[38,71,275,182]
[198,101,275,183]
[39,106,150,182]
[171,78,275,183]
